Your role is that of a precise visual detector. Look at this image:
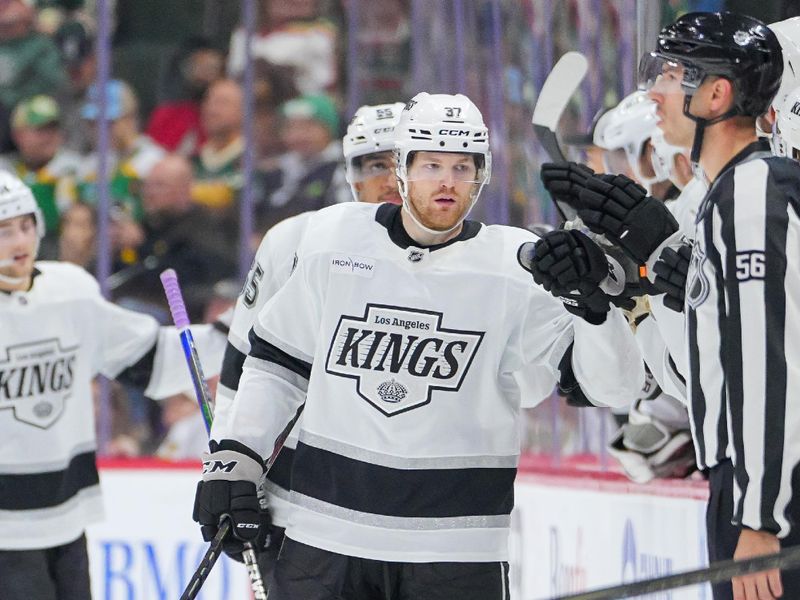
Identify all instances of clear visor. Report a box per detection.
[406,153,482,184]
[349,151,397,183]
[638,53,704,95]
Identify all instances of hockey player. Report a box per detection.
[561,12,798,600]
[194,92,644,599]
[0,171,225,599]
[212,102,406,575]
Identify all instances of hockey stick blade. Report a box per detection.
[160,269,267,600]
[532,51,588,220]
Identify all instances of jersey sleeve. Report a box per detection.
[91,288,160,379]
[571,309,646,408]
[215,216,308,441]
[720,160,800,538]
[212,250,324,461]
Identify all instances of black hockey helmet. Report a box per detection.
[654,11,783,118]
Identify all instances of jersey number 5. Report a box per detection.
[241,263,264,307]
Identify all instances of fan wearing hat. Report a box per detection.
[255,93,350,232]
[75,79,166,225]
[0,95,82,258]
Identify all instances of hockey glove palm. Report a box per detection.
[540,161,594,210]
[577,173,679,265]
[520,229,612,325]
[193,440,268,560]
[652,243,692,312]
[608,398,697,484]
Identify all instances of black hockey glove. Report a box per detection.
[651,243,692,312]
[520,229,612,325]
[193,440,268,560]
[540,161,595,210]
[577,173,679,265]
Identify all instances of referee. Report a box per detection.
[562,12,800,600]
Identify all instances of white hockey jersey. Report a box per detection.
[215,211,314,527]
[0,261,226,550]
[220,202,644,562]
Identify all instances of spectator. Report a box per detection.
[111,154,237,322]
[0,0,65,151]
[58,201,96,269]
[227,0,338,96]
[191,78,244,210]
[155,391,207,461]
[251,58,299,167]
[146,37,225,155]
[0,95,81,258]
[255,93,349,233]
[53,17,96,152]
[76,79,165,225]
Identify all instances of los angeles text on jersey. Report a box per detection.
[325,304,484,416]
[0,339,78,428]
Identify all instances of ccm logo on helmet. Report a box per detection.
[438,129,470,136]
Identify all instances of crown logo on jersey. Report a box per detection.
[407,249,424,263]
[377,378,407,403]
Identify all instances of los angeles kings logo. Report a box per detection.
[0,339,78,428]
[325,304,484,416]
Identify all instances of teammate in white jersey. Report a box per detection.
[0,171,225,600]
[193,93,644,599]
[212,102,406,574]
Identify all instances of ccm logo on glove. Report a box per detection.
[203,459,238,474]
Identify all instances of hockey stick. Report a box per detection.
[532,51,588,221]
[548,544,800,600]
[160,269,267,600]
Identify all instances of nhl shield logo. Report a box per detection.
[325,304,484,416]
[0,339,78,428]
[686,243,710,311]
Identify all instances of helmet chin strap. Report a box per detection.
[0,236,39,287]
[683,93,738,181]
[0,259,27,286]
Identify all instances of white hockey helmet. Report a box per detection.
[649,128,686,185]
[0,170,44,238]
[769,18,800,155]
[344,102,405,175]
[776,84,800,160]
[593,91,664,188]
[394,93,491,233]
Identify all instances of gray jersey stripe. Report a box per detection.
[299,430,518,469]
[291,492,510,530]
[243,355,309,392]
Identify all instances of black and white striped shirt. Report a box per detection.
[686,140,800,537]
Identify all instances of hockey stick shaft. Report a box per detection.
[160,269,267,600]
[549,544,800,600]
[179,520,230,600]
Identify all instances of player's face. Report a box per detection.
[0,214,38,285]
[648,63,695,149]
[353,151,401,204]
[406,151,479,231]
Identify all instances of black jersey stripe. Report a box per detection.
[291,441,515,519]
[265,445,295,491]
[717,182,748,524]
[688,307,707,469]
[248,327,312,380]
[0,451,98,511]
[759,172,790,533]
[220,341,247,391]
